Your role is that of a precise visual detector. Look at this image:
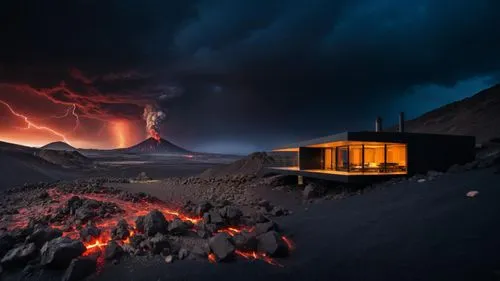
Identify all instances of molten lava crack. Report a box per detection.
[2,185,293,268]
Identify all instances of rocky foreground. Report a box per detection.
[0,178,294,281]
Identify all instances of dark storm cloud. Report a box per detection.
[1,0,499,151]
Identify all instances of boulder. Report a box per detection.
[208,232,235,261]
[220,206,243,224]
[62,257,97,281]
[167,218,189,235]
[195,201,212,216]
[208,210,224,226]
[233,231,258,252]
[27,226,63,248]
[0,243,38,269]
[79,223,101,242]
[164,255,173,263]
[74,208,96,221]
[254,221,278,235]
[303,183,325,200]
[104,240,124,260]
[257,231,289,257]
[148,233,171,255]
[178,248,189,260]
[135,216,145,233]
[129,234,146,249]
[41,237,86,269]
[143,210,168,236]
[111,219,130,240]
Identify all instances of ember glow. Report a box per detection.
[6,188,294,267]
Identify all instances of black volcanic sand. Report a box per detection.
[65,168,500,281]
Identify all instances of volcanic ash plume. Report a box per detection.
[143,105,166,142]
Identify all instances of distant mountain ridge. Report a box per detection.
[394,84,500,143]
[123,137,189,154]
[41,141,77,151]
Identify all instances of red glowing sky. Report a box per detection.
[0,69,172,149]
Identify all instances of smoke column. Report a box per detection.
[142,104,166,142]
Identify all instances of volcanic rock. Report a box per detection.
[27,226,63,248]
[0,243,38,269]
[207,210,224,226]
[79,222,101,242]
[40,237,86,269]
[219,206,243,224]
[62,257,97,281]
[303,183,326,200]
[178,248,189,260]
[257,231,289,257]
[129,234,146,249]
[135,216,145,233]
[164,255,174,263]
[148,233,171,255]
[105,240,124,260]
[254,221,278,235]
[196,201,212,216]
[167,218,189,236]
[0,233,15,257]
[143,210,168,236]
[208,232,235,261]
[111,219,130,240]
[233,232,258,252]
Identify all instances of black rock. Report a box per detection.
[195,201,212,216]
[208,210,224,226]
[143,210,168,237]
[148,233,171,255]
[220,206,243,224]
[178,248,189,260]
[74,208,96,221]
[208,232,235,261]
[27,226,63,248]
[79,222,101,242]
[129,234,146,249]
[190,243,210,259]
[257,231,289,257]
[167,218,189,236]
[303,183,325,200]
[111,219,130,240]
[67,196,83,212]
[197,229,210,239]
[104,240,124,260]
[233,231,258,252]
[62,256,97,281]
[0,233,15,257]
[270,206,286,217]
[40,237,86,269]
[0,243,38,269]
[254,221,278,235]
[135,216,145,233]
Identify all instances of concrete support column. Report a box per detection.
[298,175,304,186]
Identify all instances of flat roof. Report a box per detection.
[273,131,475,150]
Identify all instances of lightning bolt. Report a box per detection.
[0,100,71,144]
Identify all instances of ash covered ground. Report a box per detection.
[1,146,500,281]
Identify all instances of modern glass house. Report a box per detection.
[269,115,475,183]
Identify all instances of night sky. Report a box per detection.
[0,1,499,154]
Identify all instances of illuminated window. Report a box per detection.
[349,145,363,172]
[386,144,407,172]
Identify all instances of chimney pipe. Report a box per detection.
[398,112,405,133]
[375,117,383,132]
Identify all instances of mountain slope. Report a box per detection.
[401,84,500,143]
[124,137,189,154]
[41,141,77,151]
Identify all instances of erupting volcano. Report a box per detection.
[124,137,189,154]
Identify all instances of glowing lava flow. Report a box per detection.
[0,99,71,144]
[7,189,293,267]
